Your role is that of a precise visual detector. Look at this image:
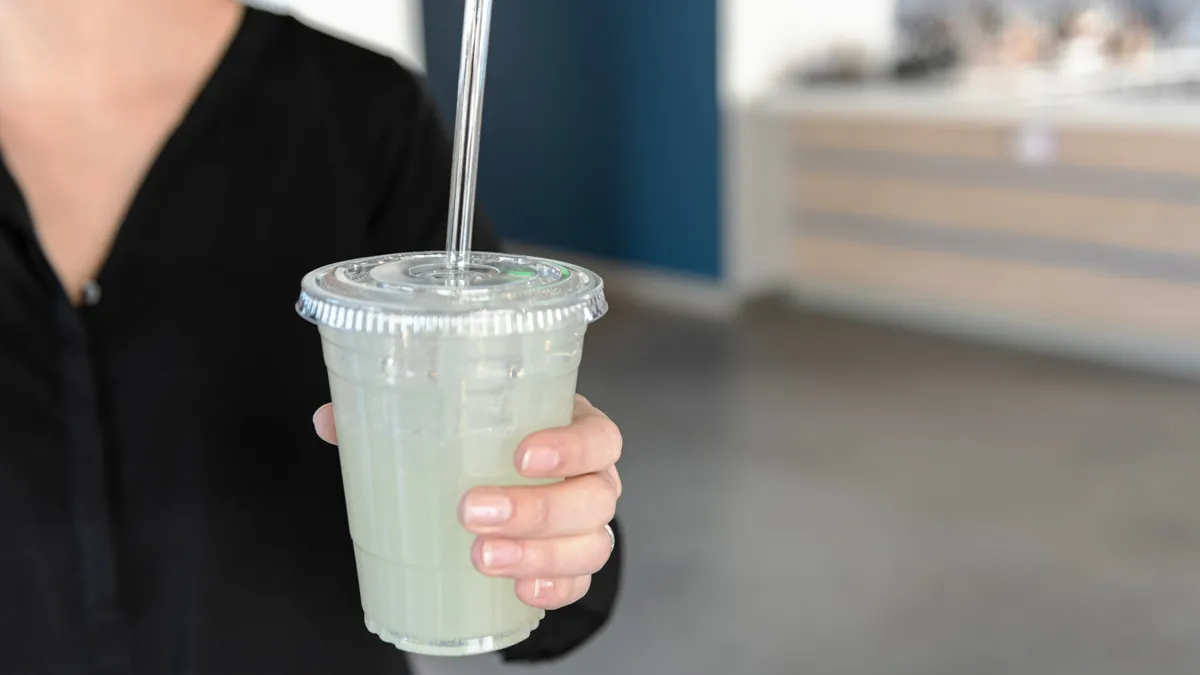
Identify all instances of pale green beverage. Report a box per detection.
[297,251,606,656]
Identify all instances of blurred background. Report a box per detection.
[269,1,1200,673]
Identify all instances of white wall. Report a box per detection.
[250,0,426,70]
[718,0,896,105]
[719,2,898,297]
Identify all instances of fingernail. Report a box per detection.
[532,579,556,599]
[481,540,523,569]
[463,492,513,527]
[521,447,560,474]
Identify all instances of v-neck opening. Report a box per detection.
[95,6,275,294]
[0,6,276,300]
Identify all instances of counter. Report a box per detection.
[750,83,1200,373]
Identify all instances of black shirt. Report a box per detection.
[0,7,619,674]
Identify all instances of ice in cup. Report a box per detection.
[296,251,607,656]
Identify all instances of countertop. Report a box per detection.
[759,67,1200,131]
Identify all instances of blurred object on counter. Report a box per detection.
[962,2,1050,68]
[886,0,1190,78]
[796,42,876,85]
[1107,10,1157,64]
[788,0,1200,92]
[996,12,1050,66]
[1056,5,1114,74]
[894,14,961,80]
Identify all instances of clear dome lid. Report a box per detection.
[296,251,607,337]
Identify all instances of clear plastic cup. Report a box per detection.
[296,251,607,656]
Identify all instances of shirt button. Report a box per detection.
[82,280,103,307]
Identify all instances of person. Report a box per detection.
[0,1,623,673]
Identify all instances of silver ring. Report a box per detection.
[604,523,616,552]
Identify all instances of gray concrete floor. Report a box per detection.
[416,301,1200,675]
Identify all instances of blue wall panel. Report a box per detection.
[423,0,721,277]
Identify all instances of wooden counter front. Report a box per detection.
[784,107,1200,365]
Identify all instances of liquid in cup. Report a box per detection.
[297,251,606,656]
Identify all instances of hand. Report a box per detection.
[313,394,623,611]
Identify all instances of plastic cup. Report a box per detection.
[296,251,607,656]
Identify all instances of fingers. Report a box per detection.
[313,403,337,445]
[516,395,622,481]
[515,575,593,611]
[471,526,613,580]
[321,394,617,615]
[460,473,617,539]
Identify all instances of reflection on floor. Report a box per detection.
[416,301,1200,675]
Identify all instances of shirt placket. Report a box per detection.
[0,168,134,674]
[57,295,133,675]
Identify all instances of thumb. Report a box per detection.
[313,403,338,445]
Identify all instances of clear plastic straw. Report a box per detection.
[445,0,494,270]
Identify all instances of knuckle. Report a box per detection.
[583,418,621,469]
[600,499,617,525]
[590,477,618,523]
[525,490,552,534]
[565,431,589,467]
[609,466,624,499]
[536,540,561,576]
[605,422,623,463]
[596,471,619,503]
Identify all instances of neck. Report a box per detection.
[0,0,240,97]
